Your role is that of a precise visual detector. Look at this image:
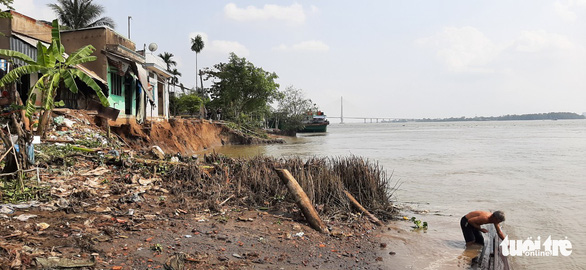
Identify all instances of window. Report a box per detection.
[110,72,123,96]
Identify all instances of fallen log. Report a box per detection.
[275,168,329,233]
[343,190,384,226]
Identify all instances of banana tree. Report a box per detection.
[0,19,109,137]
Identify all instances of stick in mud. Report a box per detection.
[343,190,384,226]
[275,168,329,233]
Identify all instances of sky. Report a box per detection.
[7,0,586,119]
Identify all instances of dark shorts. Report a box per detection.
[461,216,484,245]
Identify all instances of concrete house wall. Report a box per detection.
[61,28,136,86]
[143,53,171,120]
[61,27,146,124]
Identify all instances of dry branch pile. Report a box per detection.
[165,154,397,221]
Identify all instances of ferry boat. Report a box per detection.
[299,111,329,133]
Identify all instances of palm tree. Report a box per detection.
[48,0,115,30]
[0,0,13,18]
[0,19,109,137]
[190,35,204,94]
[169,68,181,85]
[158,52,177,71]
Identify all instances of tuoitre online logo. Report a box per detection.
[500,236,572,257]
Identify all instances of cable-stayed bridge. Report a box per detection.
[325,97,401,123]
[327,116,402,123]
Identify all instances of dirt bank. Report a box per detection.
[109,118,284,155]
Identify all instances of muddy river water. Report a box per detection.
[200,120,586,269]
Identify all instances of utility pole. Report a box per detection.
[127,16,132,39]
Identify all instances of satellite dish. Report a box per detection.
[148,43,158,52]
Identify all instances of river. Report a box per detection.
[200,120,586,269]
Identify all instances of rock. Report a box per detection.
[380,243,387,248]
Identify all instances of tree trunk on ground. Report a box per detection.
[275,168,329,233]
[343,190,384,226]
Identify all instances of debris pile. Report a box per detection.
[0,110,396,269]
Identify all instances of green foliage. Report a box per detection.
[416,112,586,122]
[0,0,13,19]
[150,243,163,252]
[410,217,428,230]
[271,86,317,132]
[176,94,202,116]
[1,180,50,203]
[203,53,280,124]
[158,52,177,71]
[48,0,115,30]
[169,95,178,116]
[0,19,108,124]
[191,35,205,92]
[0,0,13,9]
[169,68,181,85]
[190,35,205,54]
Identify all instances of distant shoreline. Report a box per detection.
[389,112,585,123]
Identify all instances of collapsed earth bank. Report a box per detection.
[108,118,284,155]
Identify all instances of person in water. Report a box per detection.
[461,210,506,246]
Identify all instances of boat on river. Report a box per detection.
[299,111,329,133]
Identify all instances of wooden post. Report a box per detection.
[343,190,384,226]
[275,169,329,233]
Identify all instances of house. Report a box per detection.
[0,10,53,101]
[139,50,172,120]
[61,27,175,124]
[61,26,153,125]
[0,11,172,125]
[0,11,110,118]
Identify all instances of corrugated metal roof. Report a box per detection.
[9,34,37,66]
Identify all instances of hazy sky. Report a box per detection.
[9,0,586,119]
